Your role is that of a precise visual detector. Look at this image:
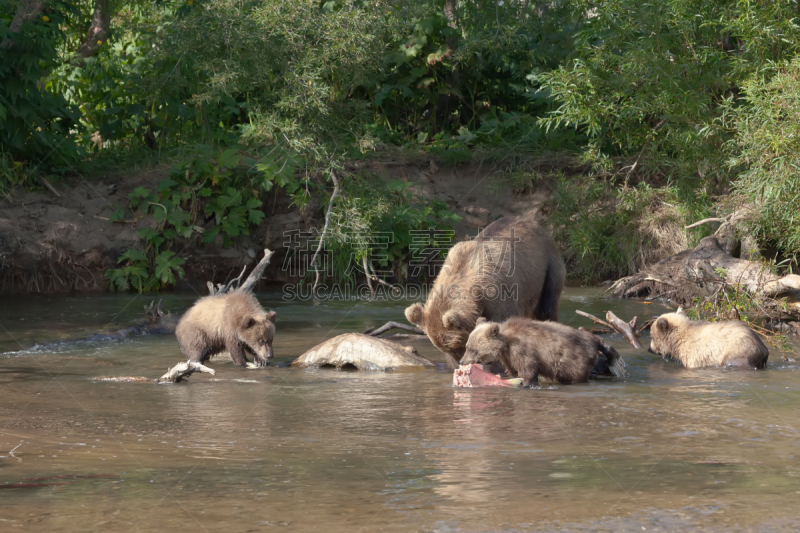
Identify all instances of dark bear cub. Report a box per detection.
[462,317,623,386]
[175,291,276,367]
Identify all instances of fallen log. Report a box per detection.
[608,234,800,318]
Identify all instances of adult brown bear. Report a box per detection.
[175,291,277,367]
[405,215,565,368]
[648,310,769,369]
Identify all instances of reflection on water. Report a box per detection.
[0,288,799,531]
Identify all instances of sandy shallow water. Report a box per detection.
[1,288,799,531]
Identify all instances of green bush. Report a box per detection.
[727,57,800,263]
[0,0,81,173]
[320,172,461,287]
[547,176,707,282]
[106,143,302,291]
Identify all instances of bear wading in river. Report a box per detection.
[461,317,620,386]
[405,215,565,369]
[175,291,277,367]
[648,310,769,369]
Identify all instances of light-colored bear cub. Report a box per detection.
[648,310,768,369]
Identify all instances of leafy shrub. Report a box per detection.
[726,57,800,263]
[321,173,461,286]
[547,176,706,282]
[540,0,800,187]
[107,143,302,291]
[0,0,81,172]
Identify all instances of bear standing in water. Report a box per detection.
[461,317,622,386]
[648,310,768,369]
[175,291,277,367]
[405,215,565,369]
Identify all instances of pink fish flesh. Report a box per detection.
[453,364,522,388]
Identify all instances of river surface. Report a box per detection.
[0,288,799,532]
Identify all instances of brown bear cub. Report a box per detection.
[461,317,623,387]
[405,215,565,369]
[648,310,768,369]
[175,291,277,367]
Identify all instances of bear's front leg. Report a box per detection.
[520,369,539,388]
[228,342,250,367]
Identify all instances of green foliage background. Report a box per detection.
[3,0,800,288]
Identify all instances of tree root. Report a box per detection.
[608,234,800,318]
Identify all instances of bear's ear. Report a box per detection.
[656,317,669,331]
[442,310,461,329]
[265,310,277,323]
[488,324,500,337]
[405,303,425,326]
[242,316,257,329]
[475,317,488,326]
[676,306,686,316]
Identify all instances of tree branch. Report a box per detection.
[363,321,425,337]
[684,217,726,229]
[576,310,642,349]
[158,361,216,383]
[311,169,340,297]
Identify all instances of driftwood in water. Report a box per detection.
[291,333,435,371]
[207,248,274,295]
[158,361,216,383]
[363,321,425,337]
[576,310,642,349]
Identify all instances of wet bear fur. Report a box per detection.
[405,215,565,369]
[461,317,616,387]
[175,291,277,367]
[648,311,768,369]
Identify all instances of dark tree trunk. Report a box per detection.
[0,0,46,50]
[76,0,111,57]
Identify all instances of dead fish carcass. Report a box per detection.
[291,333,435,371]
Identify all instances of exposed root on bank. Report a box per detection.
[608,205,800,329]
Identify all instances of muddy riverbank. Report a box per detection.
[0,159,544,295]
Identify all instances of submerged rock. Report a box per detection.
[291,333,435,371]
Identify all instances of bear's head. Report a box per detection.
[238,310,277,363]
[405,303,474,361]
[461,318,505,366]
[648,310,688,359]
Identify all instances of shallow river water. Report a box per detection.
[1,288,800,532]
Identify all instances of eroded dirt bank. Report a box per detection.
[0,160,546,294]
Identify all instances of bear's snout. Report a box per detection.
[647,346,656,354]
